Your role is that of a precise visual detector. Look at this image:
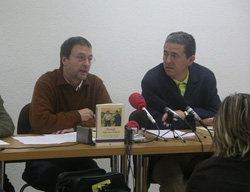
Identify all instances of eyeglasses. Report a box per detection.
[74,55,95,63]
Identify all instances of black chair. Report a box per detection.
[17,103,44,192]
[128,110,147,128]
[17,103,31,134]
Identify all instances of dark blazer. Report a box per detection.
[141,62,220,129]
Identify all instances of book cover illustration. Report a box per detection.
[95,103,125,146]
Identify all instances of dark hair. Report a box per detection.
[60,36,92,67]
[165,31,196,58]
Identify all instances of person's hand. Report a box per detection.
[52,128,74,134]
[78,108,94,121]
[162,110,186,127]
[162,113,171,127]
[174,110,186,118]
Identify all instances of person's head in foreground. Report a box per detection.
[213,93,250,159]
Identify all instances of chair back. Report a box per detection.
[128,110,147,129]
[17,103,31,134]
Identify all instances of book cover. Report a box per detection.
[95,103,125,146]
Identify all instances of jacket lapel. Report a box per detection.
[184,65,198,99]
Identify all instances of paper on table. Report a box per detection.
[0,140,10,145]
[44,132,76,143]
[146,130,195,138]
[13,132,77,145]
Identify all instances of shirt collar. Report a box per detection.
[172,70,189,85]
[63,74,83,91]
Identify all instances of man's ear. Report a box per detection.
[188,55,195,66]
[62,56,68,66]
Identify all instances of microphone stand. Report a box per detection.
[180,114,207,139]
[139,110,164,143]
[159,114,186,143]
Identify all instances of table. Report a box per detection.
[131,132,214,192]
[0,132,213,192]
[0,135,127,190]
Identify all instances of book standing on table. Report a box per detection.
[95,103,125,146]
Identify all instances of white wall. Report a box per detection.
[1,1,250,191]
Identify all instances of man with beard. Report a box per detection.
[23,37,112,192]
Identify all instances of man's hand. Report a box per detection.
[52,128,74,134]
[162,110,186,127]
[162,112,171,127]
[78,108,95,121]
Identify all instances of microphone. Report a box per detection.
[186,107,202,121]
[173,93,213,141]
[125,120,145,143]
[148,95,184,122]
[186,106,210,131]
[129,93,156,124]
[126,120,139,133]
[173,93,207,128]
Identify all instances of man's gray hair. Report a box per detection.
[165,31,196,58]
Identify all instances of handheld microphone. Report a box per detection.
[129,93,156,124]
[148,95,185,121]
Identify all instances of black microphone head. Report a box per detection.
[148,95,166,113]
[148,95,184,122]
[172,93,189,111]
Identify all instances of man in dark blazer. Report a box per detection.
[141,31,220,192]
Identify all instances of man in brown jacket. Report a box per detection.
[23,37,112,192]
